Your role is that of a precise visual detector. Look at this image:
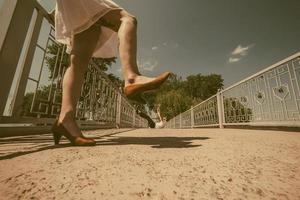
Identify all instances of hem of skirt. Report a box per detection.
[55,7,122,58]
[71,7,123,36]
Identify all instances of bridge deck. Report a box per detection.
[0,128,299,199]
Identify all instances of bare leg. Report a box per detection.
[58,24,101,136]
[100,10,165,87]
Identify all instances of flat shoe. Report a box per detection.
[124,72,171,98]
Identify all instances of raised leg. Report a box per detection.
[100,10,167,87]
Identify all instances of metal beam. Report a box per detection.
[11,11,44,117]
[0,0,35,114]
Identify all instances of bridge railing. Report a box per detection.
[166,52,300,129]
[0,0,148,135]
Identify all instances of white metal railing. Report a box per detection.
[166,52,300,128]
[0,0,148,135]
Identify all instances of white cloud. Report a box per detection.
[228,43,255,64]
[228,57,241,63]
[231,44,255,56]
[152,46,158,50]
[138,60,158,72]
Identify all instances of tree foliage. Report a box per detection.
[184,74,224,100]
[144,73,224,120]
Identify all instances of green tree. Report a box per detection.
[144,73,224,119]
[107,73,124,88]
[184,74,224,100]
[155,88,193,120]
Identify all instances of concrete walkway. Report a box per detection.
[0,128,299,200]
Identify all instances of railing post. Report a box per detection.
[191,106,194,128]
[173,118,175,128]
[217,89,224,129]
[179,113,182,129]
[116,92,122,128]
[132,108,136,128]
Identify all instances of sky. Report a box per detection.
[1,0,300,88]
[108,0,300,87]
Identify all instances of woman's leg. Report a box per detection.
[58,24,101,136]
[100,10,159,86]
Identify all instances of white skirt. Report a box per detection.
[55,0,123,58]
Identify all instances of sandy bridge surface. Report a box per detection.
[0,128,299,200]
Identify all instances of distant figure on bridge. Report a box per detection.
[136,109,156,129]
[155,105,167,129]
[50,0,171,146]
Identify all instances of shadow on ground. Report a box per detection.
[0,133,210,160]
[97,136,210,148]
[0,132,119,160]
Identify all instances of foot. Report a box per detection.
[124,72,171,98]
[125,75,156,87]
[58,112,83,137]
[52,119,96,146]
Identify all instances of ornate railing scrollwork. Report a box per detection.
[166,53,300,128]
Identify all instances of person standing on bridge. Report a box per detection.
[50,0,171,146]
[155,105,167,129]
